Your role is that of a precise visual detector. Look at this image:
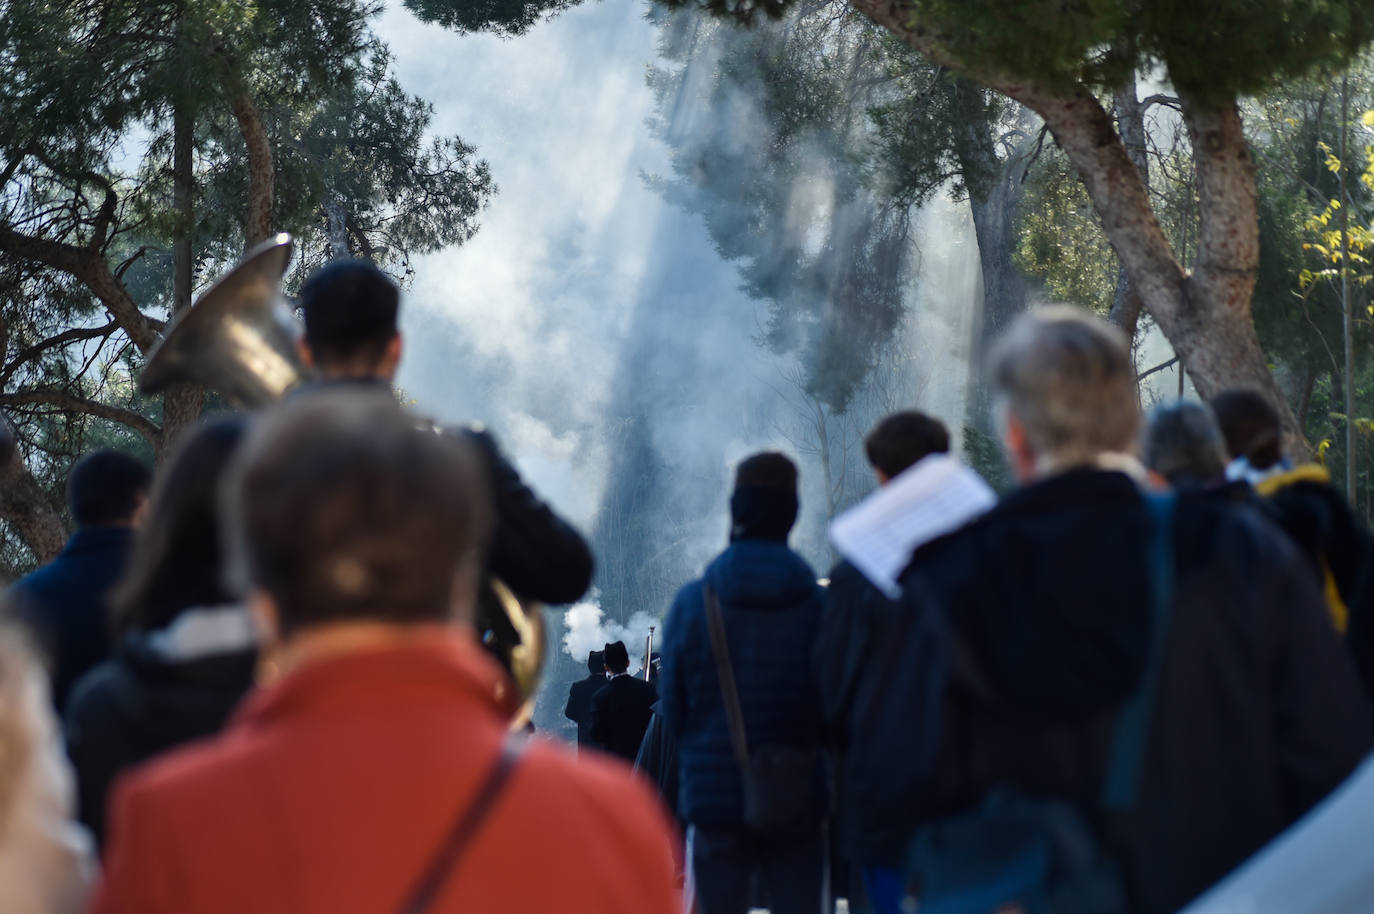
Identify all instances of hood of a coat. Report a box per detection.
[913,469,1157,715]
[93,607,258,744]
[704,540,818,611]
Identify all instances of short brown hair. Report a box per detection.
[1209,389,1283,469]
[221,390,492,636]
[865,411,950,478]
[989,306,1140,464]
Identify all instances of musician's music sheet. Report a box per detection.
[829,454,996,598]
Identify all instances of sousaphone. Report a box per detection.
[140,234,545,726]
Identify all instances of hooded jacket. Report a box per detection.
[659,539,825,830]
[64,606,256,847]
[897,469,1371,914]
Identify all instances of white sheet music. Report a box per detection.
[829,454,996,598]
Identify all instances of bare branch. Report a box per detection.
[0,390,160,446]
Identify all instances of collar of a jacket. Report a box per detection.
[230,627,518,731]
[61,525,133,557]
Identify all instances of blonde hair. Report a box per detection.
[0,624,44,826]
[989,305,1140,466]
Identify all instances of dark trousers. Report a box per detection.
[687,825,828,914]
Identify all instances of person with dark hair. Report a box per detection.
[864,411,950,482]
[588,640,657,763]
[563,649,608,749]
[847,308,1369,914]
[1142,400,1230,490]
[9,450,152,711]
[294,258,594,657]
[817,409,955,908]
[1210,387,1372,634]
[90,391,680,914]
[660,451,827,914]
[63,417,256,847]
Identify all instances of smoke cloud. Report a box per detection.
[562,598,661,677]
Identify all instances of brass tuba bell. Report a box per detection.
[140,234,303,407]
[139,234,545,727]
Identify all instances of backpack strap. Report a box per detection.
[399,740,524,914]
[1101,492,1176,810]
[704,584,751,769]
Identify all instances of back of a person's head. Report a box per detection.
[111,416,249,634]
[299,259,400,370]
[603,641,630,674]
[865,411,951,478]
[1209,389,1283,470]
[734,451,798,493]
[586,649,604,675]
[1143,401,1229,488]
[222,390,492,636]
[67,450,152,529]
[988,305,1139,464]
[730,451,799,542]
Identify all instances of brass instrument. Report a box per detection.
[139,234,546,727]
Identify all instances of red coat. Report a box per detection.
[89,630,682,914]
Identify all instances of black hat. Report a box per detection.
[603,641,630,673]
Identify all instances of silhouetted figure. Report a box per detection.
[89,390,680,914]
[817,410,951,907]
[563,649,607,748]
[661,451,827,914]
[65,417,256,847]
[295,259,594,610]
[588,640,656,762]
[9,450,151,711]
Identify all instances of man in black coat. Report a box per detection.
[8,450,151,711]
[588,640,657,763]
[844,307,1372,914]
[294,260,595,616]
[564,649,607,748]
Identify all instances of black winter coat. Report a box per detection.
[902,470,1372,914]
[589,674,658,762]
[564,673,608,746]
[8,528,132,711]
[65,624,256,847]
[634,701,681,824]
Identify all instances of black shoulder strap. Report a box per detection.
[399,740,524,914]
[704,584,751,768]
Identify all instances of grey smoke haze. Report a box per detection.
[374,2,979,732]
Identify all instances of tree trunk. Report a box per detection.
[162,98,203,454]
[0,450,67,563]
[227,77,274,248]
[845,2,1309,454]
[950,79,1030,432]
[1109,77,1149,343]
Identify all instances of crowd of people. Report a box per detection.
[0,257,1371,914]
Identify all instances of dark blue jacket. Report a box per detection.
[9,527,132,711]
[659,539,825,830]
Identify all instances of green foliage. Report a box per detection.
[1014,145,1116,313]
[403,0,584,36]
[660,0,1374,105]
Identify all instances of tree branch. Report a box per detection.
[0,390,160,446]
[0,320,119,387]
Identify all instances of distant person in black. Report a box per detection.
[295,260,595,643]
[8,450,152,711]
[563,649,607,748]
[588,640,657,762]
